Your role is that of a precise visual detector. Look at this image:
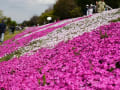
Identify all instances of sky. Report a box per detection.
[0,0,57,23]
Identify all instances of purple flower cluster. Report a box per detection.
[0,22,120,89]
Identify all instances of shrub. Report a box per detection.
[110,17,120,22]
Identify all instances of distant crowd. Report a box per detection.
[85,0,112,16]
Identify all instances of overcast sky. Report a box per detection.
[0,0,57,23]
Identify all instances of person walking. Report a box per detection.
[0,20,6,43]
[96,0,106,13]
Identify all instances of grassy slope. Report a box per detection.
[0,30,23,45]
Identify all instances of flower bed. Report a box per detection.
[0,15,90,58]
[22,9,120,56]
[0,22,120,89]
[2,18,73,45]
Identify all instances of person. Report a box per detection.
[95,1,98,13]
[37,24,39,26]
[10,25,15,34]
[86,4,89,16]
[105,4,112,11]
[0,20,6,43]
[92,4,96,13]
[96,0,106,13]
[88,4,93,15]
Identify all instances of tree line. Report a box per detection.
[0,10,17,27]
[22,0,120,26]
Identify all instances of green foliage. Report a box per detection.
[29,40,42,46]
[22,9,57,26]
[39,10,56,24]
[4,30,23,42]
[38,79,41,85]
[6,17,11,25]
[73,50,80,56]
[70,7,81,17]
[14,50,22,58]
[1,87,5,90]
[104,32,108,38]
[110,18,120,22]
[39,68,42,74]
[0,16,17,27]
[109,67,114,72]
[107,67,114,72]
[37,74,46,86]
[42,74,46,86]
[0,49,22,62]
[63,26,71,30]
[99,30,108,39]
[115,61,120,68]
[105,0,120,8]
[29,40,39,46]
[22,16,39,26]
[22,20,30,26]
[29,15,39,26]
[53,0,81,20]
[11,21,17,26]
[10,69,16,75]
[0,10,3,19]
[0,53,14,62]
[72,47,77,50]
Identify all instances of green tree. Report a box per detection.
[53,0,81,20]
[11,21,17,26]
[39,10,56,24]
[29,15,39,26]
[105,0,120,8]
[5,17,12,26]
[0,10,4,21]
[0,10,3,17]
[70,7,81,18]
[22,20,30,26]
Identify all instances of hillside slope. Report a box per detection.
[0,8,120,89]
[0,9,120,60]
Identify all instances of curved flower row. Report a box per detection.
[0,22,120,89]
[22,8,120,56]
[0,15,90,58]
[12,18,78,41]
[2,18,75,45]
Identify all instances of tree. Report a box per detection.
[29,15,39,26]
[53,0,81,20]
[70,7,81,18]
[11,21,17,26]
[22,20,30,26]
[105,0,120,8]
[5,17,12,26]
[39,10,57,24]
[0,10,4,21]
[0,10,3,17]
